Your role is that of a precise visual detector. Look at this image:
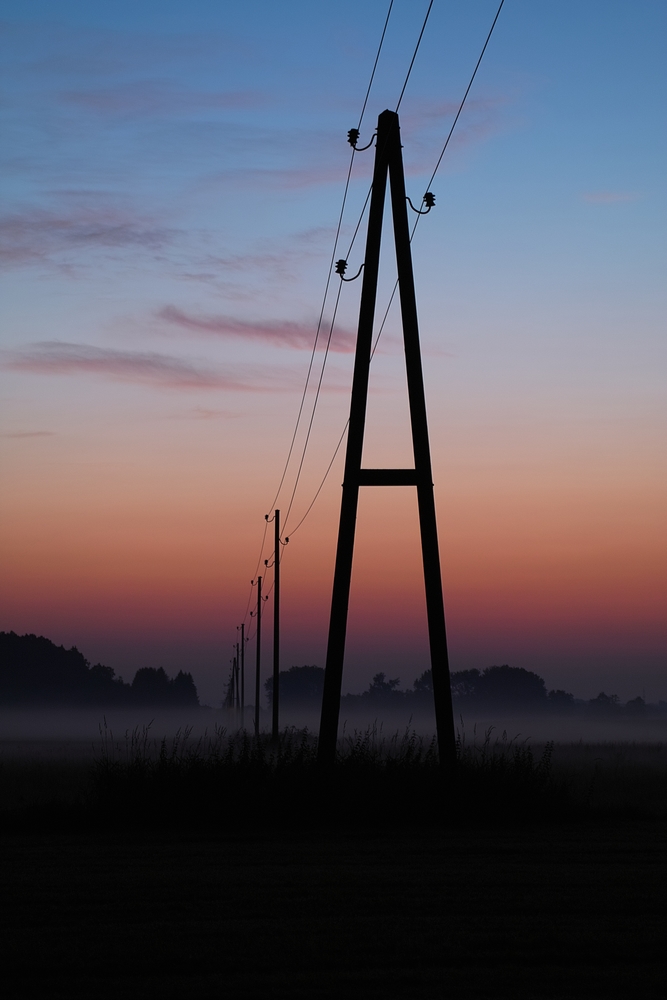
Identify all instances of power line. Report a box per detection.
[358,0,394,129]
[263,0,394,520]
[285,421,349,538]
[283,280,344,531]
[425,0,506,194]
[284,279,399,539]
[330,0,437,299]
[395,0,435,112]
[282,0,507,539]
[281,5,444,535]
[240,0,506,623]
[237,1,395,626]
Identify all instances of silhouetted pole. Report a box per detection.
[238,623,245,721]
[235,643,241,717]
[272,510,280,741]
[254,575,262,738]
[317,109,456,770]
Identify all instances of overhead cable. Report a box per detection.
[238,0,395,624]
[285,0,507,537]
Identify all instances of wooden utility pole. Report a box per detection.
[235,642,241,715]
[317,109,456,769]
[272,510,280,741]
[254,575,262,738]
[238,623,245,722]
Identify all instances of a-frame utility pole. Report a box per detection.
[271,510,280,742]
[253,575,263,738]
[317,109,456,768]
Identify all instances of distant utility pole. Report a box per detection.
[253,575,263,738]
[237,623,245,722]
[272,510,280,741]
[235,642,241,718]
[318,109,456,769]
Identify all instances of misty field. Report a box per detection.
[2,727,667,998]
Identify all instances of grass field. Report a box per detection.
[1,730,666,998]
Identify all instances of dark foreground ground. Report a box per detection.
[2,820,666,1000]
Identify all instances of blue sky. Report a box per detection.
[1,1,665,705]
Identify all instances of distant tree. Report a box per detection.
[265,665,324,708]
[0,631,128,705]
[361,672,403,702]
[413,669,433,695]
[131,666,199,707]
[473,665,548,710]
[131,667,172,705]
[0,632,200,707]
[415,666,559,710]
[587,692,620,713]
[449,669,481,700]
[624,696,646,715]
[547,689,575,712]
[172,670,200,708]
[444,664,554,712]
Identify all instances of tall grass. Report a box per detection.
[87,721,564,829]
[4,723,664,832]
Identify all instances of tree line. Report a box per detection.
[0,632,199,708]
[265,664,663,716]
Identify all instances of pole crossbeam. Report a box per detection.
[317,109,456,769]
[357,468,422,487]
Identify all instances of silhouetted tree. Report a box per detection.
[172,670,200,707]
[0,632,200,707]
[131,667,199,707]
[352,672,404,706]
[265,665,324,709]
[413,669,433,695]
[0,631,129,705]
[450,669,481,700]
[473,665,548,709]
[547,689,575,712]
[587,691,620,714]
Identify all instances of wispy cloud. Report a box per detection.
[399,94,512,173]
[1,342,284,392]
[0,430,56,438]
[172,407,240,420]
[582,191,641,204]
[62,82,265,117]
[157,305,356,353]
[0,207,175,267]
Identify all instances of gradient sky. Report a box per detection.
[1,1,665,706]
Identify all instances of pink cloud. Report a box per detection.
[582,191,641,204]
[1,342,287,392]
[0,430,56,438]
[62,82,265,117]
[157,305,356,353]
[0,207,174,267]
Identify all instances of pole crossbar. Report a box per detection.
[356,468,422,486]
[317,109,456,769]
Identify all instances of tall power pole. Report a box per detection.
[253,575,262,738]
[317,109,456,768]
[271,510,280,741]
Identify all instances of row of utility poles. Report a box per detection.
[228,510,283,740]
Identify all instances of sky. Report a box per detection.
[1,0,665,707]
